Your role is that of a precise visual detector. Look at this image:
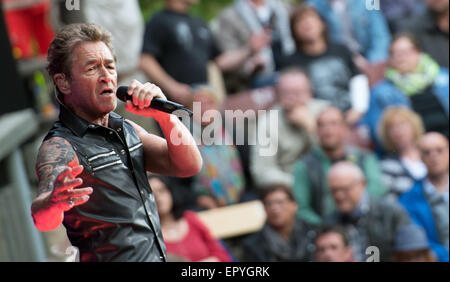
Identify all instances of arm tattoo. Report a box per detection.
[35,137,78,195]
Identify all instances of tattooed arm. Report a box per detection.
[31,137,93,232]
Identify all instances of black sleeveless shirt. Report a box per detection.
[44,106,167,262]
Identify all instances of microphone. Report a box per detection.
[116,86,193,116]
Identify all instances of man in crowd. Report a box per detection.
[292,107,386,225]
[314,225,354,262]
[140,0,267,104]
[242,184,316,261]
[325,162,411,261]
[250,68,329,189]
[400,132,449,262]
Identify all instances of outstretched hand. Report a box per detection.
[48,165,93,212]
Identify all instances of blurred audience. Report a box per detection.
[140,0,265,105]
[379,0,425,33]
[313,225,354,262]
[3,0,54,60]
[398,0,449,68]
[188,85,247,210]
[241,184,316,262]
[250,68,329,188]
[378,107,427,199]
[325,161,411,262]
[306,0,391,63]
[392,224,438,262]
[399,132,449,262]
[364,33,449,144]
[293,107,386,225]
[278,4,370,124]
[150,174,233,262]
[213,0,295,93]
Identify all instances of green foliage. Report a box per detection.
[139,0,303,23]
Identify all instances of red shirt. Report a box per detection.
[164,211,232,262]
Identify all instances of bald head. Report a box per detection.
[328,162,366,213]
[328,162,365,183]
[419,132,449,177]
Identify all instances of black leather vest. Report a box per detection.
[44,106,167,262]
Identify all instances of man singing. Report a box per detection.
[30,23,203,262]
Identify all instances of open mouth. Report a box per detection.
[100,88,114,95]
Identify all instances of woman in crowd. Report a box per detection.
[149,174,233,262]
[363,33,449,148]
[277,4,370,126]
[378,107,427,199]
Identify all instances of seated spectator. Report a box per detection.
[213,0,295,93]
[140,0,266,105]
[241,184,316,262]
[398,0,449,68]
[399,132,449,262]
[250,68,329,188]
[306,0,391,63]
[325,162,411,262]
[314,225,354,262]
[392,224,438,262]
[363,34,449,143]
[188,86,247,209]
[378,107,427,199]
[379,0,425,33]
[149,174,233,262]
[278,4,370,125]
[293,107,386,225]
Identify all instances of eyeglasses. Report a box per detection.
[329,180,360,195]
[264,198,291,208]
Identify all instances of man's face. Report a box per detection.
[328,173,365,214]
[317,109,347,151]
[315,232,353,262]
[64,41,117,119]
[278,73,312,112]
[420,134,449,177]
[263,190,298,229]
[426,0,449,13]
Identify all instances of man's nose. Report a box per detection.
[98,66,114,83]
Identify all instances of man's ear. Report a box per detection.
[54,73,71,96]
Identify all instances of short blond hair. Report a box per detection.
[378,107,425,152]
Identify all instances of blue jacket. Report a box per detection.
[399,181,449,262]
[307,0,391,62]
[362,68,449,151]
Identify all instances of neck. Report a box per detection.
[323,145,346,160]
[166,0,189,14]
[67,103,109,127]
[428,172,449,192]
[301,38,327,56]
[398,144,421,160]
[160,213,177,226]
[274,221,294,242]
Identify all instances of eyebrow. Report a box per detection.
[84,59,115,66]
